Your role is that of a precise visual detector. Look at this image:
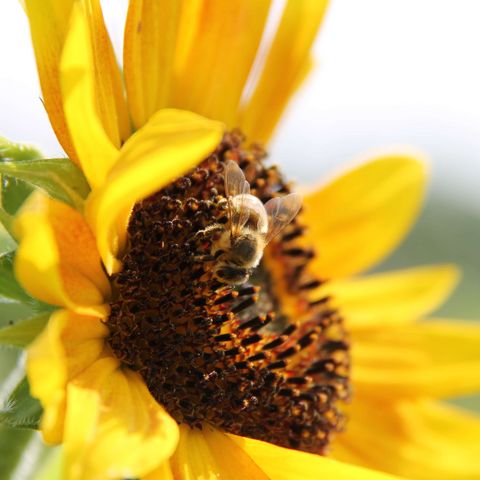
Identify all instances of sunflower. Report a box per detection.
[2,0,479,479]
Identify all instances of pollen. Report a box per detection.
[106,131,350,454]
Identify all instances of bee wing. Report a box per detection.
[225,160,248,197]
[224,160,251,236]
[264,193,302,244]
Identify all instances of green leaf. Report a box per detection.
[33,447,62,480]
[0,137,42,161]
[0,251,52,332]
[0,427,55,480]
[0,210,15,246]
[0,138,39,222]
[1,175,34,215]
[0,348,54,479]
[0,347,23,382]
[0,252,50,312]
[0,312,50,348]
[0,136,90,218]
[0,248,54,333]
[0,304,39,330]
[0,252,33,305]
[0,377,42,430]
[0,426,36,476]
[0,158,90,211]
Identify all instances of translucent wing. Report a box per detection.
[224,160,251,236]
[231,193,269,234]
[225,160,248,197]
[264,193,302,244]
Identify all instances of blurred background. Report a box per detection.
[275,0,480,323]
[0,0,479,459]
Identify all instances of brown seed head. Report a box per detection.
[107,131,350,454]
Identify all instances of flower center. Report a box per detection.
[107,131,350,454]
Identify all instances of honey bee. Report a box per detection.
[203,160,302,285]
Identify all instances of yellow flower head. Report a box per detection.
[9,0,480,479]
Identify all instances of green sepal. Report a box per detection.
[0,312,50,347]
[0,377,42,430]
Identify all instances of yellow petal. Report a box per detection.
[324,265,460,330]
[239,0,329,143]
[60,0,122,188]
[14,192,110,316]
[302,154,428,279]
[86,108,224,274]
[230,434,406,480]
[400,401,480,480]
[352,320,480,398]
[24,0,78,161]
[64,357,179,480]
[333,399,480,480]
[172,0,271,127]
[82,0,131,145]
[170,425,268,480]
[144,461,174,480]
[124,0,182,129]
[26,310,108,444]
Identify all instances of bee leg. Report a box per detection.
[193,249,225,262]
[193,254,216,262]
[193,230,206,240]
[194,224,223,240]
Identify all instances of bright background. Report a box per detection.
[1,0,479,319]
[0,1,479,476]
[275,0,480,321]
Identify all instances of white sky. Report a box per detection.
[1,0,479,206]
[272,0,480,206]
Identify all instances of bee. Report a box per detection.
[203,160,302,285]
